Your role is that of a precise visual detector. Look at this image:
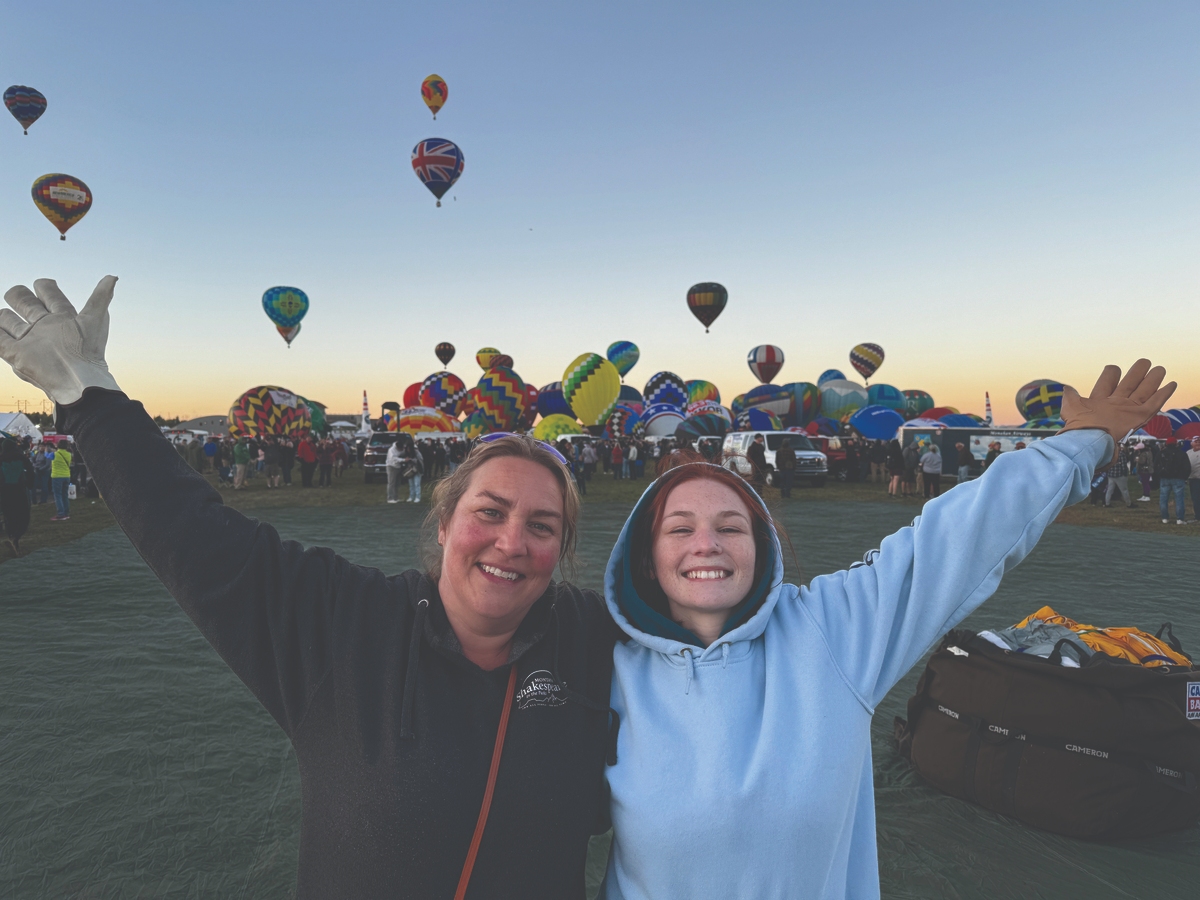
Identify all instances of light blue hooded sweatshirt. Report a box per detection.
[600,429,1112,899]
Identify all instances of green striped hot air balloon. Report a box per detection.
[562,353,621,428]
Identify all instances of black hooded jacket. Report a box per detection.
[59,390,619,899]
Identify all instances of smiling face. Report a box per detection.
[650,478,758,642]
[437,455,565,638]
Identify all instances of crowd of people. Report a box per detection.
[168,432,359,490]
[0,433,87,555]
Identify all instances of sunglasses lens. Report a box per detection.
[476,432,569,466]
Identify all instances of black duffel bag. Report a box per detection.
[895,627,1200,839]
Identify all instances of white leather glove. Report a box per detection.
[0,276,121,407]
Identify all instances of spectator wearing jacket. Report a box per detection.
[1104,445,1133,507]
[775,437,797,497]
[920,443,943,498]
[1159,438,1191,524]
[232,438,251,490]
[263,439,282,488]
[886,439,904,496]
[746,435,767,489]
[296,436,318,488]
[611,442,625,480]
[385,440,406,503]
[403,448,424,502]
[316,440,335,488]
[31,444,51,504]
[49,441,73,519]
[1134,441,1154,500]
[901,441,920,497]
[868,441,888,483]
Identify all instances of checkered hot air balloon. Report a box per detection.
[563,353,621,428]
[606,341,640,380]
[31,174,91,240]
[262,286,309,329]
[228,386,312,438]
[643,372,688,412]
[849,343,885,382]
[5,85,46,133]
[605,406,642,440]
[686,283,727,332]
[418,371,469,417]
[412,138,464,206]
[747,345,784,384]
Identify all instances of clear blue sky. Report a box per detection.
[1,1,1196,422]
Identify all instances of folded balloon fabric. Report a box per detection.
[977,605,1192,668]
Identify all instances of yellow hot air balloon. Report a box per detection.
[533,414,583,443]
[562,353,621,428]
[422,74,448,119]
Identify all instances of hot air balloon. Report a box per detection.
[1021,417,1064,430]
[735,408,783,432]
[276,324,301,347]
[849,343,885,382]
[537,382,575,419]
[924,406,960,420]
[262,286,309,331]
[676,414,729,440]
[819,379,868,421]
[468,366,529,432]
[848,406,904,441]
[867,383,905,413]
[476,348,500,370]
[395,407,461,434]
[781,382,819,427]
[418,371,469,417]
[31,174,91,240]
[643,372,688,412]
[901,389,935,421]
[460,410,490,439]
[1142,414,1173,439]
[817,369,845,386]
[606,341,640,379]
[5,85,46,133]
[605,406,642,440]
[745,384,791,419]
[435,342,456,366]
[1015,380,1054,421]
[228,386,312,438]
[534,414,582,443]
[747,345,785,384]
[412,138,464,207]
[618,385,644,415]
[403,382,423,408]
[563,353,621,429]
[521,383,540,428]
[489,354,514,370]
[686,283,727,332]
[687,400,729,421]
[1164,408,1200,431]
[939,414,981,428]
[686,380,720,406]
[730,393,748,416]
[643,403,686,436]
[421,74,448,119]
[1022,382,1067,420]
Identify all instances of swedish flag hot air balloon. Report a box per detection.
[562,353,621,428]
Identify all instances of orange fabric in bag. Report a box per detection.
[1013,606,1191,668]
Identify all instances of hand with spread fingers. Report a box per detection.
[0,276,121,406]
[1059,359,1176,464]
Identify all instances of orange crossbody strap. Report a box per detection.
[454,664,518,900]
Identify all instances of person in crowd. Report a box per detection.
[48,438,73,520]
[843,439,860,483]
[1188,436,1200,523]
[0,276,619,896]
[601,441,612,476]
[232,437,251,490]
[1134,440,1154,500]
[569,441,587,496]
[385,438,406,504]
[434,441,448,479]
[983,440,1001,471]
[1159,437,1191,524]
[901,439,920,498]
[296,434,318,488]
[954,441,972,484]
[32,442,52,504]
[746,434,767,490]
[597,360,1172,900]
[203,436,218,473]
[920,442,942,498]
[403,445,424,502]
[1014,441,1027,450]
[1,437,34,554]
[886,439,904,497]
[316,439,335,488]
[1103,443,1133,508]
[611,440,625,480]
[256,442,266,476]
[263,438,282,488]
[186,437,205,473]
[448,438,465,474]
[775,436,796,498]
[582,441,597,480]
[868,440,887,483]
[279,438,295,486]
[627,441,640,479]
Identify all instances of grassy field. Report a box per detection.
[3,462,1195,565]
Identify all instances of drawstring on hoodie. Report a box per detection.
[682,648,695,695]
[549,605,622,765]
[720,642,730,669]
[400,598,429,740]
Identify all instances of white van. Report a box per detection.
[721,431,828,487]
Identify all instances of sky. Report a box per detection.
[1,1,1197,424]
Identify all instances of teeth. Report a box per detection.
[685,570,728,580]
[481,564,519,581]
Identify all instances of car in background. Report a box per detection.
[721,431,828,487]
[362,431,415,483]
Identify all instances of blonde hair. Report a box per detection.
[421,435,581,578]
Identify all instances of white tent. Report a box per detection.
[0,411,44,442]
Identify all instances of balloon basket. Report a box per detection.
[436,200,441,207]
[60,235,65,241]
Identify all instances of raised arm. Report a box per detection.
[0,276,366,735]
[799,361,1175,710]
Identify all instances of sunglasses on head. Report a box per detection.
[476,432,570,466]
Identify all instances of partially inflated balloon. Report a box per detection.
[563,353,621,428]
[819,379,868,421]
[606,341,640,379]
[618,385,644,415]
[276,324,301,347]
[730,393,748,416]
[403,382,423,408]
[643,404,685,436]
[461,410,491,439]
[521,384,540,428]
[817,369,845,386]
[262,286,309,329]
[435,342,456,366]
[849,343,885,381]
[901,390,935,421]
[421,75,448,119]
[744,384,791,418]
[747,345,785,384]
[537,382,574,419]
[686,380,720,406]
[476,348,500,370]
[605,406,642,440]
[781,382,819,427]
[534,414,582,443]
[5,85,46,133]
[31,174,91,240]
[676,414,729,439]
[412,138,464,206]
[395,407,461,434]
[228,386,312,438]
[419,371,469,417]
[866,384,905,413]
[923,406,960,420]
[687,283,727,332]
[643,372,688,412]
[735,408,783,432]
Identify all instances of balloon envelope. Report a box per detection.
[606,341,640,378]
[901,390,935,420]
[468,366,529,432]
[867,383,905,413]
[924,406,960,420]
[1015,380,1054,421]
[421,74,448,118]
[848,405,904,441]
[412,138,464,204]
[262,286,309,329]
[747,345,785,384]
[938,414,980,428]
[31,173,91,239]
[419,371,469,417]
[476,348,500,370]
[521,384,540,428]
[1022,382,1067,420]
[1173,422,1200,441]
[562,354,621,428]
[228,386,312,438]
[817,369,845,386]
[5,85,46,133]
[605,406,642,440]
[744,384,791,418]
[849,343,885,381]
[1165,408,1200,430]
[686,282,727,331]
[730,393,748,416]
[781,382,819,427]
[276,324,301,346]
[686,380,720,406]
[533,414,582,442]
[618,385,644,415]
[1143,414,1173,439]
[395,407,460,433]
[819,379,868,421]
[735,408,783,432]
[676,414,729,440]
[435,342,456,366]
[643,404,686,436]
[403,382,423,408]
[537,382,575,419]
[643,371,688,412]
